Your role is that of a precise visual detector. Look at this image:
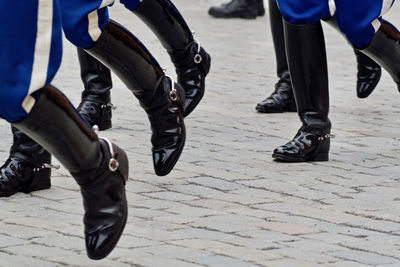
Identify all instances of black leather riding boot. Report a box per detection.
[256,0,296,113]
[361,21,400,91]
[0,127,55,197]
[324,16,382,98]
[353,50,382,98]
[134,0,211,117]
[77,48,114,130]
[208,0,258,19]
[13,86,128,260]
[273,21,332,162]
[86,19,186,176]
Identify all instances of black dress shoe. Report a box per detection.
[354,50,382,98]
[272,126,332,162]
[209,0,258,19]
[256,71,296,113]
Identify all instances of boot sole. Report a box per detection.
[255,105,297,113]
[184,53,212,117]
[209,11,257,19]
[88,143,129,260]
[272,152,329,162]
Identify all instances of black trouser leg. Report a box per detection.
[133,0,211,116]
[13,86,128,260]
[86,19,186,176]
[77,48,113,130]
[272,21,332,162]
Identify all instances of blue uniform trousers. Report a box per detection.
[0,0,143,122]
[276,0,395,48]
[0,0,62,122]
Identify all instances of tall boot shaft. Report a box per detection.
[86,19,163,105]
[77,48,112,97]
[86,19,186,176]
[77,48,114,130]
[268,0,288,77]
[11,126,49,160]
[361,21,400,90]
[283,20,330,130]
[13,86,101,175]
[133,0,211,116]
[133,0,193,55]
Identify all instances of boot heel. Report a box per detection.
[25,169,51,193]
[310,139,330,161]
[311,152,329,161]
[97,119,112,131]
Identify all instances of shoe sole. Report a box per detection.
[272,151,329,162]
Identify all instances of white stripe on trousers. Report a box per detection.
[371,0,395,32]
[88,0,115,42]
[22,0,53,113]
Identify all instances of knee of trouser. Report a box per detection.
[120,0,141,11]
[61,6,109,49]
[277,0,330,24]
[0,89,39,123]
[337,19,376,49]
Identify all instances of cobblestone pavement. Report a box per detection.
[1,1,400,266]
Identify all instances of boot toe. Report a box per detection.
[85,216,127,260]
[153,138,185,176]
[356,68,382,98]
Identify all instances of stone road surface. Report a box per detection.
[1,1,400,266]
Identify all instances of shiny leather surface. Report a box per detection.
[13,86,100,174]
[256,71,296,113]
[87,20,186,176]
[284,20,331,130]
[362,22,400,91]
[0,152,51,197]
[150,78,186,176]
[77,140,128,260]
[77,48,113,130]
[273,21,331,162]
[14,86,128,259]
[208,0,258,19]
[354,50,382,98]
[134,0,211,117]
[174,43,211,117]
[273,127,330,162]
